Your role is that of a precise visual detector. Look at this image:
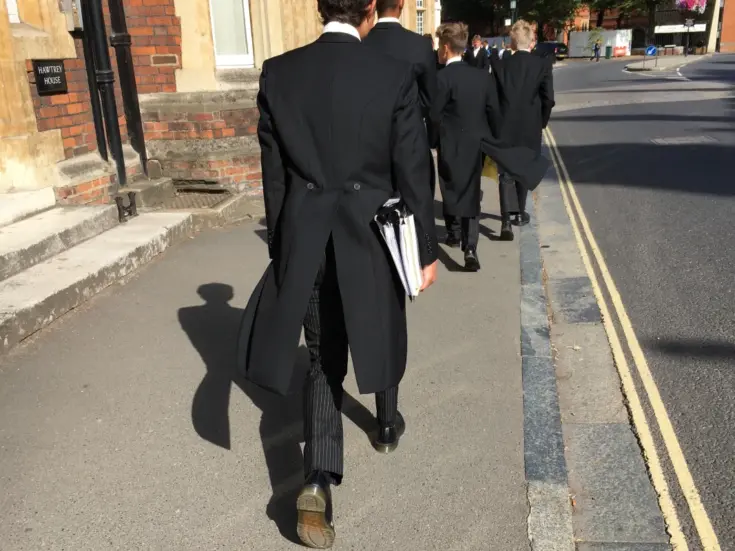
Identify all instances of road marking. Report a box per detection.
[544,128,722,551]
[543,128,688,550]
[622,68,687,81]
[652,136,718,145]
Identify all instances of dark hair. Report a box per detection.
[376,0,399,15]
[437,22,469,54]
[318,0,373,27]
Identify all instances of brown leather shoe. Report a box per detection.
[297,471,335,549]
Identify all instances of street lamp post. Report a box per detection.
[510,0,517,25]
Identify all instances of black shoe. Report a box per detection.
[513,212,531,227]
[500,219,514,241]
[445,234,461,248]
[297,471,336,549]
[372,411,406,454]
[464,247,481,272]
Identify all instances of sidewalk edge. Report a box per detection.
[520,178,575,551]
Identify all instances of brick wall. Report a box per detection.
[141,92,262,192]
[125,0,181,94]
[26,0,182,160]
[143,108,259,141]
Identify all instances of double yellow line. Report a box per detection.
[543,128,722,551]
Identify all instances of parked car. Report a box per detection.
[533,41,569,62]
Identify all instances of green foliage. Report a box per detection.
[587,26,604,52]
[520,0,583,30]
[442,0,507,32]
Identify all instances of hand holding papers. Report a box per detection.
[374,197,424,300]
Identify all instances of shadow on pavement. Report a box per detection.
[178,283,376,544]
[647,337,735,362]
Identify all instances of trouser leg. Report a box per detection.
[444,213,461,240]
[302,240,348,485]
[375,385,398,426]
[499,173,521,218]
[461,217,480,250]
[516,184,529,214]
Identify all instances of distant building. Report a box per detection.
[574,0,732,52]
[720,0,735,51]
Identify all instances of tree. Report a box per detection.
[442,0,508,36]
[590,0,618,27]
[519,0,583,41]
[624,0,662,43]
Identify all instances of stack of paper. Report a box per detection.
[375,198,423,300]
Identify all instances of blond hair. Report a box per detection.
[436,22,469,55]
[510,20,534,50]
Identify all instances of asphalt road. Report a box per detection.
[549,55,735,550]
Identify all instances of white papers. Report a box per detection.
[375,198,423,299]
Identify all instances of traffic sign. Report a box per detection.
[646,45,657,56]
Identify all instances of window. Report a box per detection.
[210,0,255,68]
[416,0,424,8]
[6,0,20,23]
[417,10,424,35]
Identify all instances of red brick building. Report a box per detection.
[721,0,735,52]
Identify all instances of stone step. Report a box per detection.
[0,188,56,228]
[0,205,118,282]
[0,212,193,354]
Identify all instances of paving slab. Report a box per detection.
[0,183,529,550]
[0,205,118,280]
[577,544,671,551]
[552,323,628,425]
[0,212,193,353]
[0,187,56,227]
[565,424,669,545]
[547,277,601,325]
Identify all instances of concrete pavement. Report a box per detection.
[0,187,532,550]
[625,54,709,72]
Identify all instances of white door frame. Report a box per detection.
[209,0,255,68]
[6,0,20,23]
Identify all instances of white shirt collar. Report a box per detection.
[377,17,401,24]
[323,21,361,41]
[446,56,462,65]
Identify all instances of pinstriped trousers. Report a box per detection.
[302,240,398,484]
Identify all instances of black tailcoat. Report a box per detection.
[364,21,439,194]
[431,62,501,217]
[492,50,555,153]
[237,33,438,396]
[363,22,437,119]
[464,46,490,70]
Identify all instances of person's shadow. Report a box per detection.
[179,283,375,544]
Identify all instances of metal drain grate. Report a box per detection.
[160,181,232,210]
[163,191,231,210]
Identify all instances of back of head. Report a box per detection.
[510,20,534,51]
[318,0,374,27]
[436,22,469,56]
[376,0,401,17]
